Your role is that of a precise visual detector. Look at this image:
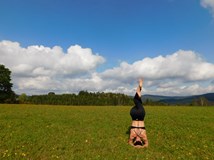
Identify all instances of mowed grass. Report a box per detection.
[0,104,213,160]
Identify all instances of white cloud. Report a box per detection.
[145,83,214,96]
[1,40,214,96]
[0,40,105,94]
[101,50,214,82]
[201,0,214,17]
[99,50,214,96]
[0,40,105,78]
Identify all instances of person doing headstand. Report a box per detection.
[128,79,148,148]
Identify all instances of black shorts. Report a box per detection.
[130,93,145,121]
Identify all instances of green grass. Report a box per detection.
[0,104,213,160]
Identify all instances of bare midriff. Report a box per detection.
[131,120,145,127]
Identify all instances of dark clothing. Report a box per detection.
[131,126,146,130]
[130,93,145,121]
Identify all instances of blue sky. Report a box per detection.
[0,0,214,96]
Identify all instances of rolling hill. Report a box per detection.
[142,93,214,105]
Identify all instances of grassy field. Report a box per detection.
[0,104,213,160]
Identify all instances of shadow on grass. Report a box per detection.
[126,126,131,134]
[126,126,131,140]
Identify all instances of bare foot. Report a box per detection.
[139,79,143,88]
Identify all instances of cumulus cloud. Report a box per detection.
[99,50,214,96]
[1,40,214,96]
[101,50,214,82]
[0,40,105,78]
[0,40,105,94]
[143,83,214,96]
[201,0,214,17]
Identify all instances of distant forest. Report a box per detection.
[18,91,133,106]
[17,91,214,106]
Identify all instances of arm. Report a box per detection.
[139,131,149,148]
[128,138,135,146]
[128,129,137,146]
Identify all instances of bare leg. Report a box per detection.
[136,79,143,97]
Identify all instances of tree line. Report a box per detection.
[18,92,212,106]
[19,91,133,106]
